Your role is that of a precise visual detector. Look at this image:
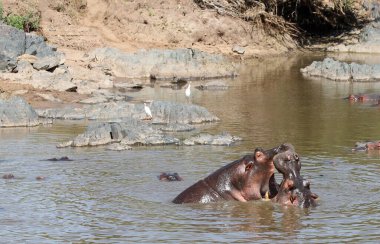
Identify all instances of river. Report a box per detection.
[1,53,380,243]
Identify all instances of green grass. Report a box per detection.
[2,12,40,32]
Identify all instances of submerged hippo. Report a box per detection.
[159,172,183,181]
[172,144,289,204]
[43,156,73,161]
[347,94,380,103]
[271,149,318,208]
[352,141,380,152]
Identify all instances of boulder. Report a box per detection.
[0,23,25,60]
[0,96,40,127]
[33,56,61,71]
[300,58,380,81]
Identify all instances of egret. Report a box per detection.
[185,81,191,98]
[144,102,152,119]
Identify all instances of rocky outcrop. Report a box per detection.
[57,119,241,148]
[183,133,242,146]
[0,23,64,71]
[57,119,180,147]
[0,96,40,127]
[86,47,238,80]
[0,24,26,61]
[36,100,219,124]
[300,58,380,81]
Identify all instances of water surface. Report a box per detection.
[1,54,380,243]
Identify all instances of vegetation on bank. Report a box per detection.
[195,0,370,42]
[0,0,40,32]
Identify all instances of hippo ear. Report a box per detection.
[254,150,263,161]
[245,161,254,172]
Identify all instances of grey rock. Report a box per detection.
[79,96,108,104]
[25,33,61,58]
[37,100,219,124]
[31,70,76,91]
[14,60,34,74]
[86,47,238,80]
[106,143,133,151]
[183,133,242,146]
[0,54,16,72]
[0,24,25,59]
[33,56,61,71]
[232,45,245,54]
[0,96,40,127]
[159,123,195,132]
[59,119,180,147]
[363,0,380,20]
[300,58,380,81]
[195,80,229,90]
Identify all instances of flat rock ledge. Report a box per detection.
[0,96,41,127]
[37,100,219,124]
[300,58,380,82]
[57,119,241,148]
[183,133,242,146]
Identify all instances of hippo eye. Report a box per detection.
[294,154,299,161]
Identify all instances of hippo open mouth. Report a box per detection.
[268,144,318,208]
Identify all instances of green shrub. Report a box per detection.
[5,14,25,30]
[0,0,3,20]
[2,12,40,32]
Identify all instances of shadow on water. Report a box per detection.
[1,53,380,242]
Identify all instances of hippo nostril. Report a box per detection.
[303,180,310,188]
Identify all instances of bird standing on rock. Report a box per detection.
[185,81,191,99]
[144,102,152,120]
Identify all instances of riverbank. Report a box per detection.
[1,0,379,110]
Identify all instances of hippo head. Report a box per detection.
[272,149,318,208]
[236,144,294,201]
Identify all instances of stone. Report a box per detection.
[0,23,26,59]
[36,100,219,124]
[60,119,180,147]
[33,56,61,71]
[0,96,40,127]
[106,143,133,151]
[232,45,245,54]
[300,58,380,81]
[183,133,242,146]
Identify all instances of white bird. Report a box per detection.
[144,102,152,119]
[185,81,191,98]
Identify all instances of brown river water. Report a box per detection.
[1,54,380,243]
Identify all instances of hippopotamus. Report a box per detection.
[2,173,15,179]
[172,144,290,204]
[43,156,73,161]
[271,148,318,208]
[352,141,380,152]
[346,94,380,103]
[159,172,183,181]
